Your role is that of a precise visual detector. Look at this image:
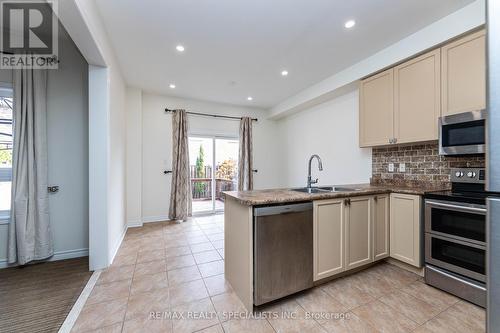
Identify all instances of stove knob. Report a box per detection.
[455,171,464,178]
[467,171,476,178]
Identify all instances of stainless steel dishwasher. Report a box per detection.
[253,202,313,306]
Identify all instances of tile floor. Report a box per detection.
[71,214,486,333]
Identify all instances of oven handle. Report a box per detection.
[425,200,487,214]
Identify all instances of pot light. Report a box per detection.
[281,70,289,76]
[176,45,185,52]
[169,84,176,89]
[247,96,253,101]
[344,20,356,29]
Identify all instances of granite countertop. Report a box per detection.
[222,183,448,206]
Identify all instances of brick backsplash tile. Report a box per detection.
[371,141,485,187]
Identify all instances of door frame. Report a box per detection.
[188,132,239,216]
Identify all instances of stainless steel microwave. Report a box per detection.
[439,110,486,155]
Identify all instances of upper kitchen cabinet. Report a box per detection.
[441,29,486,116]
[359,69,394,147]
[394,49,441,144]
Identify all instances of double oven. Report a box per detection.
[424,168,490,307]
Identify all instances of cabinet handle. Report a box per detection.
[344,198,351,206]
[394,138,398,144]
[374,196,378,202]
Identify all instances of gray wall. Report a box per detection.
[0,24,89,265]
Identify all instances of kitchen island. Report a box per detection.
[223,183,446,310]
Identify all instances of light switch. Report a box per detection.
[388,163,394,172]
[399,163,406,173]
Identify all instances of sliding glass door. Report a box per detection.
[189,136,238,214]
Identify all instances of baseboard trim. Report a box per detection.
[0,248,89,269]
[109,226,128,266]
[127,218,143,228]
[142,215,170,224]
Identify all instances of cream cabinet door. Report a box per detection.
[394,49,441,143]
[441,30,486,116]
[390,193,421,267]
[313,199,345,281]
[345,196,373,270]
[359,69,394,147]
[373,194,390,261]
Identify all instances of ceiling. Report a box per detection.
[95,0,475,108]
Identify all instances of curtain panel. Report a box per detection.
[238,117,253,191]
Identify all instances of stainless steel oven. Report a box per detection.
[425,200,486,283]
[439,110,486,155]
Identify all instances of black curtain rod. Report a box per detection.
[165,108,257,122]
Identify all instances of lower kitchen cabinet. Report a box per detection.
[313,199,345,281]
[390,193,422,267]
[373,194,390,261]
[345,196,373,270]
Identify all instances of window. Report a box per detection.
[0,84,13,223]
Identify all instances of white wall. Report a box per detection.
[0,25,89,266]
[126,91,284,225]
[278,87,372,187]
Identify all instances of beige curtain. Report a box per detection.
[8,67,52,265]
[238,117,253,191]
[169,110,192,221]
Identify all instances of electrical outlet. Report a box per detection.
[388,163,395,172]
[399,163,406,173]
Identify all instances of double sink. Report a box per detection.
[292,186,361,194]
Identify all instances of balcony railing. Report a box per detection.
[191,178,236,201]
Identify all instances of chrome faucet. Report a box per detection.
[307,154,323,189]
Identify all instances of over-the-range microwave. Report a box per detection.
[439,110,486,155]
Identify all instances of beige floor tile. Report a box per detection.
[125,287,170,320]
[77,323,123,333]
[321,276,375,310]
[198,260,224,278]
[196,324,224,333]
[352,300,418,333]
[413,309,481,333]
[378,290,441,324]
[207,233,224,242]
[400,281,460,310]
[211,292,246,321]
[348,271,395,298]
[137,236,165,250]
[97,265,135,285]
[444,301,485,332]
[166,238,190,248]
[295,288,347,324]
[167,265,202,286]
[364,263,420,288]
[217,249,224,259]
[137,249,166,263]
[187,235,210,245]
[265,299,326,333]
[72,298,128,332]
[184,230,205,237]
[222,318,275,333]
[169,279,209,306]
[319,312,377,333]
[122,317,172,333]
[190,242,215,253]
[170,297,219,333]
[165,246,191,258]
[203,227,224,235]
[211,240,224,250]
[204,274,232,296]
[194,250,222,264]
[134,259,167,277]
[112,254,137,267]
[87,279,131,305]
[166,254,196,270]
[130,271,169,295]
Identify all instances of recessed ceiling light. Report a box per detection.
[176,45,185,52]
[247,96,253,101]
[344,20,356,29]
[281,70,289,76]
[169,84,176,89]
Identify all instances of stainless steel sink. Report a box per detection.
[292,186,360,193]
